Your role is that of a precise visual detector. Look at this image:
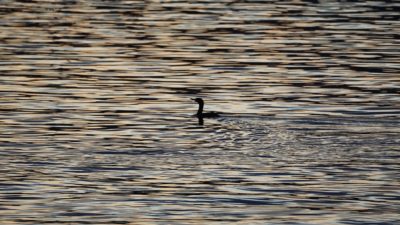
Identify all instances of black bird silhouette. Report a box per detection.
[191,98,220,118]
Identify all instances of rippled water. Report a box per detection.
[1,0,399,224]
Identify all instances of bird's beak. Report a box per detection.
[190,98,195,100]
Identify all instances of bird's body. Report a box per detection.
[191,98,220,118]
[199,111,220,118]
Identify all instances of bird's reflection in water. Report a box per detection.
[198,116,204,125]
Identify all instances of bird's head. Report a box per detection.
[191,98,204,104]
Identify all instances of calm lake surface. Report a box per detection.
[0,0,399,224]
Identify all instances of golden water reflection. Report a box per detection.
[0,0,399,224]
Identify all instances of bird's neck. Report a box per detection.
[197,102,204,115]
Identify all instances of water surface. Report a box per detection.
[0,0,399,224]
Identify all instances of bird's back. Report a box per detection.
[200,111,220,118]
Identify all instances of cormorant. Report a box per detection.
[191,98,220,118]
